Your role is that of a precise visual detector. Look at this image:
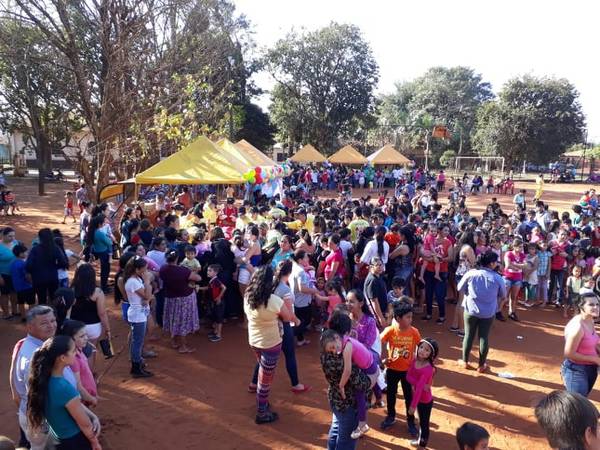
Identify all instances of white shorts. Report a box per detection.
[85,322,102,340]
[238,267,251,285]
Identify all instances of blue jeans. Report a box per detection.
[93,251,110,291]
[561,359,598,397]
[549,269,566,305]
[252,322,299,386]
[327,403,358,450]
[130,321,147,363]
[424,270,447,319]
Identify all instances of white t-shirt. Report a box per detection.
[125,276,149,323]
[58,249,75,281]
[339,240,353,259]
[360,239,390,265]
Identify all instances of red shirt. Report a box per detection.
[424,235,452,273]
[209,276,224,302]
[550,240,569,271]
[324,248,345,280]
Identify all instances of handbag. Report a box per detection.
[98,338,114,359]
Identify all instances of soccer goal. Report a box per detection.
[451,156,505,177]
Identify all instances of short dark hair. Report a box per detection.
[328,310,352,336]
[393,301,413,319]
[12,243,27,258]
[207,264,221,274]
[456,422,490,450]
[534,390,599,450]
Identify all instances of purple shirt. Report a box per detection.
[353,314,378,349]
[159,264,193,298]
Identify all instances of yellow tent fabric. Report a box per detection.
[216,138,258,168]
[135,136,246,185]
[235,139,277,166]
[291,144,326,163]
[368,145,411,165]
[328,145,367,165]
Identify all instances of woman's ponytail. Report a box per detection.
[27,336,73,430]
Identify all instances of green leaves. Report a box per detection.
[265,22,379,152]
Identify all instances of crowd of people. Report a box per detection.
[3,162,600,449]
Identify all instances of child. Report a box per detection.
[407,338,439,449]
[63,191,76,224]
[61,319,98,407]
[523,243,539,307]
[323,313,380,440]
[10,244,34,322]
[387,276,406,304]
[314,280,344,326]
[579,276,595,296]
[380,302,421,438]
[565,265,583,318]
[456,422,490,450]
[207,264,226,342]
[180,245,201,289]
[536,240,551,306]
[513,189,526,211]
[419,230,442,282]
[3,190,19,215]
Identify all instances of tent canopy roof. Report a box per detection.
[291,144,326,163]
[235,139,276,166]
[135,136,246,185]
[367,145,411,165]
[328,145,367,165]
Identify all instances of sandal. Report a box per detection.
[477,364,489,373]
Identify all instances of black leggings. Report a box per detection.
[294,305,312,342]
[385,369,415,425]
[34,281,59,305]
[417,401,433,446]
[56,432,92,450]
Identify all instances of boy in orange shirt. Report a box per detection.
[380,301,421,438]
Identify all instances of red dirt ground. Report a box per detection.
[1,177,599,449]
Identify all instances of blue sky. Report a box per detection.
[235,0,599,143]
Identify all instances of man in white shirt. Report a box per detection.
[10,306,100,450]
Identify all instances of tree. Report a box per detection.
[377,67,493,158]
[265,22,379,152]
[235,102,276,151]
[0,19,80,195]
[473,75,586,168]
[439,150,457,168]
[4,0,252,194]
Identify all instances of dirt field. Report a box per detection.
[1,177,598,449]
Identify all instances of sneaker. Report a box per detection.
[209,335,222,342]
[409,439,421,447]
[495,312,506,322]
[435,317,446,325]
[508,312,519,322]
[380,416,396,430]
[350,424,370,439]
[421,315,432,321]
[255,411,279,425]
[407,421,419,438]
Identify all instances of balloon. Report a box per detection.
[255,166,262,175]
[249,176,256,184]
[255,176,262,185]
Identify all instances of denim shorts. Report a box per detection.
[504,278,522,288]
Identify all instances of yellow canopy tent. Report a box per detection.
[216,138,259,168]
[135,136,247,185]
[291,144,326,163]
[235,139,277,167]
[367,145,411,165]
[328,145,367,165]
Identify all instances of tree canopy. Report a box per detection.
[473,75,586,167]
[265,22,379,153]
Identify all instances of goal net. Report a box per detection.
[451,156,505,177]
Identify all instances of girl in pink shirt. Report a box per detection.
[61,320,98,406]
[503,239,528,322]
[314,280,345,325]
[407,338,439,450]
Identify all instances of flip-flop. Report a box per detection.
[291,385,312,394]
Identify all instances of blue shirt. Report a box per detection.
[0,241,16,275]
[92,229,113,253]
[46,376,80,439]
[458,268,507,319]
[10,258,31,292]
